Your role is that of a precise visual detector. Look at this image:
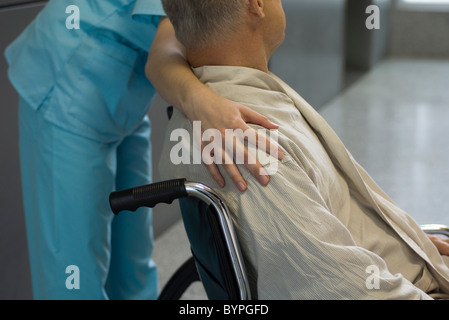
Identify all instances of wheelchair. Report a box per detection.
[109,178,449,300]
[109,178,252,300]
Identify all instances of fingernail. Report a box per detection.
[237,182,247,192]
[278,148,284,159]
[260,175,269,185]
[217,179,225,188]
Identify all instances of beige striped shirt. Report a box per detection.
[159,66,449,299]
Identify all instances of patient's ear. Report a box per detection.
[248,0,265,19]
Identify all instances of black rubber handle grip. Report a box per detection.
[109,179,187,215]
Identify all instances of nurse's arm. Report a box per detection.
[146,17,283,191]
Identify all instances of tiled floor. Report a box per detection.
[153,219,208,300]
[152,57,449,300]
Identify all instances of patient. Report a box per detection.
[158,0,449,299]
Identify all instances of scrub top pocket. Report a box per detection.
[44,33,155,143]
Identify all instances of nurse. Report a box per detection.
[5,0,279,300]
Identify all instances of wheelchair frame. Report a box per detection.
[110,179,449,300]
[109,179,251,300]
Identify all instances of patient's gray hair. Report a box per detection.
[162,0,249,50]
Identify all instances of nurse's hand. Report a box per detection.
[187,86,283,192]
[147,17,283,192]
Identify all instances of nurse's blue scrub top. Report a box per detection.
[5,0,165,142]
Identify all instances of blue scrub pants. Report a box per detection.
[18,98,158,300]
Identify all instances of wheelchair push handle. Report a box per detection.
[109,178,187,215]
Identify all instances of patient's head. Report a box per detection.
[162,0,248,50]
[162,0,286,71]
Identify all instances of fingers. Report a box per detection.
[205,158,266,193]
[220,163,248,192]
[230,130,271,183]
[241,106,279,130]
[252,127,284,161]
[204,163,226,188]
[201,137,251,192]
[427,235,449,256]
[240,107,283,160]
[438,237,449,256]
[201,128,273,191]
[194,102,283,192]
[226,134,270,188]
